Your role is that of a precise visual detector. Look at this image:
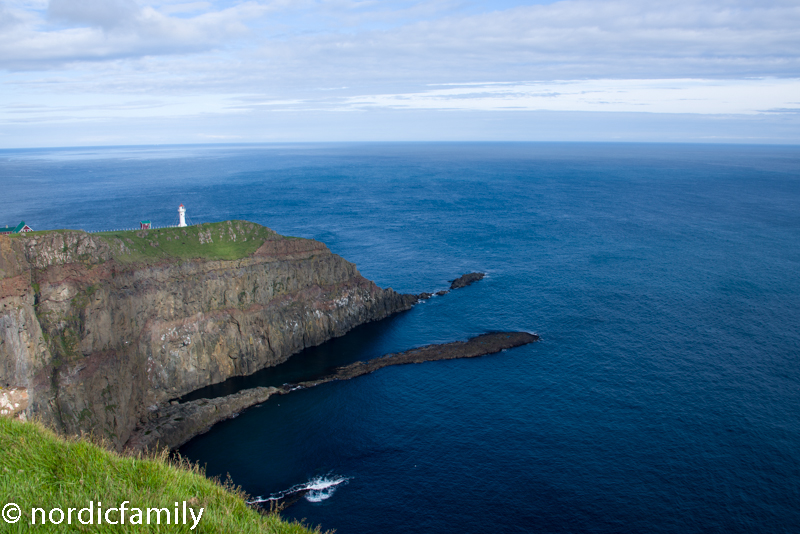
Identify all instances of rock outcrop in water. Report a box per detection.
[0,222,416,449]
[126,332,539,452]
[450,272,485,289]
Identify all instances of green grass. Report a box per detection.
[0,417,321,533]
[94,221,285,264]
[7,229,73,237]
[7,221,313,266]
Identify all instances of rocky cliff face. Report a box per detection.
[0,222,416,449]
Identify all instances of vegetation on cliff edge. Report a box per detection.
[8,221,313,265]
[0,417,320,533]
[95,220,285,263]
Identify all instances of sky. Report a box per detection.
[1,0,800,147]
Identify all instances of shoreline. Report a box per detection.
[125,331,539,453]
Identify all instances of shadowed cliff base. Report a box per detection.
[126,332,539,453]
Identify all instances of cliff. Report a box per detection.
[0,221,416,449]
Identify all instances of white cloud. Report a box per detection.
[248,0,800,85]
[159,2,213,15]
[2,0,800,145]
[0,91,249,123]
[2,0,799,78]
[0,2,22,28]
[337,79,800,115]
[48,0,139,29]
[6,78,798,124]
[0,0,267,69]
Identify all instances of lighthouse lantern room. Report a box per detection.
[178,204,187,227]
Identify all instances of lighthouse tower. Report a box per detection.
[178,204,187,227]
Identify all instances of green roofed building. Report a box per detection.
[140,220,152,229]
[0,221,33,234]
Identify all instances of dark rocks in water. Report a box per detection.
[128,331,539,452]
[450,272,485,289]
[251,492,306,515]
[419,290,450,299]
[316,331,538,383]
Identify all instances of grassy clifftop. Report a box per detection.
[7,221,315,268]
[95,220,291,263]
[0,417,318,533]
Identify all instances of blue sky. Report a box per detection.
[1,0,800,147]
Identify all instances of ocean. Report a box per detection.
[2,142,799,533]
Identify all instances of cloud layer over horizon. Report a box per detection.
[2,0,800,146]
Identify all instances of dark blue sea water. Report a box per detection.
[2,143,799,533]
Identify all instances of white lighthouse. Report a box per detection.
[178,204,187,227]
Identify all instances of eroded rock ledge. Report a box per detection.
[126,331,539,452]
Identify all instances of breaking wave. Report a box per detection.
[249,474,350,505]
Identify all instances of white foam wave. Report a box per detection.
[249,474,350,505]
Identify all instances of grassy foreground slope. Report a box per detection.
[0,418,318,533]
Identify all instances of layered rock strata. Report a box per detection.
[0,223,416,449]
[128,331,539,452]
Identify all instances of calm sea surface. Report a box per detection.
[2,143,799,533]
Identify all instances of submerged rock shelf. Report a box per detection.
[125,331,539,452]
[298,331,537,384]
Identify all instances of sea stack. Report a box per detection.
[450,272,485,289]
